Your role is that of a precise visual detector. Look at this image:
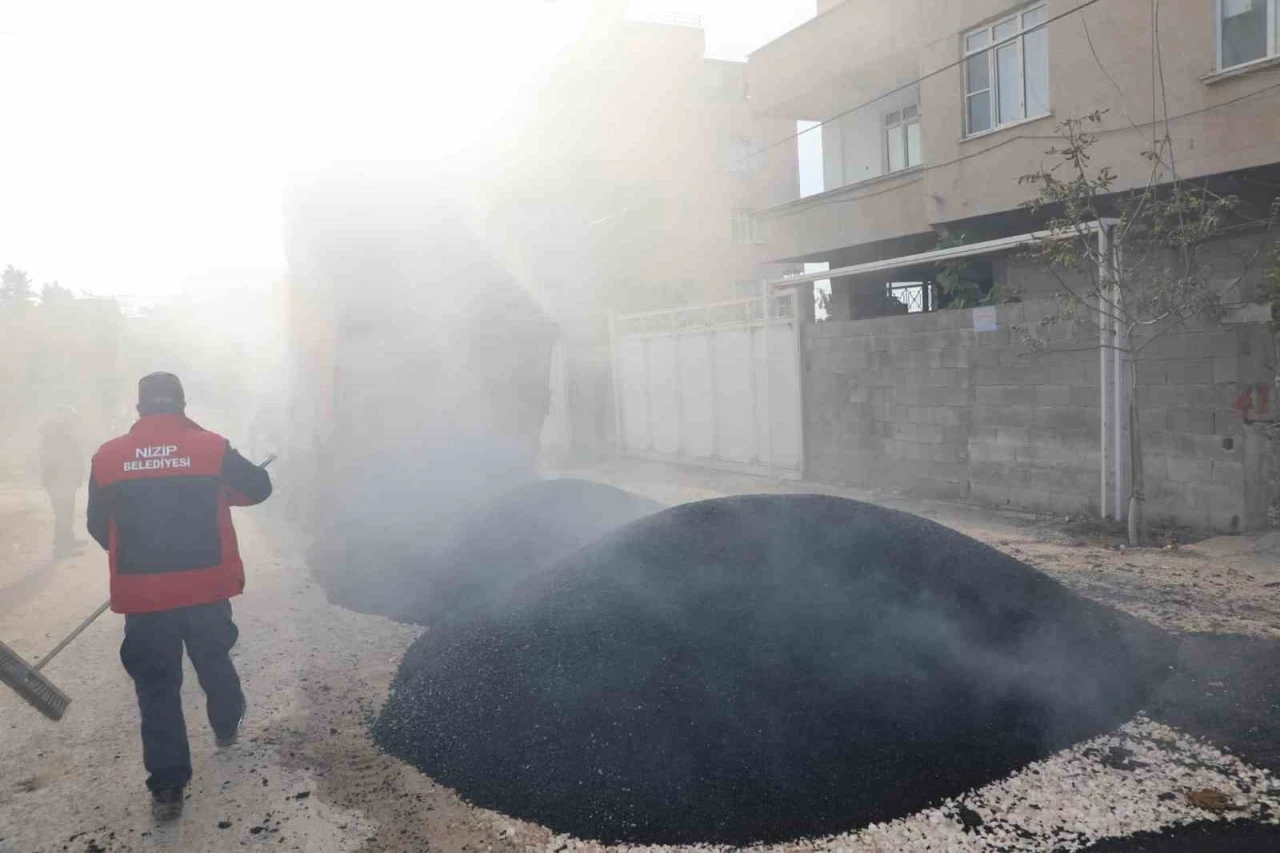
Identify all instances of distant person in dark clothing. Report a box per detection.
[39,406,86,559]
[87,372,272,822]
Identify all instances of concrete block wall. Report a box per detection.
[804,307,975,501]
[1129,320,1254,532]
[802,300,1273,531]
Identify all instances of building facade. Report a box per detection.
[750,0,1280,287]
[496,11,798,317]
[492,9,800,464]
[742,0,1280,530]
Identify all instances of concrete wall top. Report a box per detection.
[759,170,931,261]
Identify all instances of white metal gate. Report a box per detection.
[539,337,571,464]
[610,288,803,478]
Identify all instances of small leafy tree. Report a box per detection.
[40,281,75,309]
[1,265,35,306]
[934,231,1007,309]
[1018,111,1279,542]
[1266,231,1280,332]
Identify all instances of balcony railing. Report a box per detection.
[625,5,702,29]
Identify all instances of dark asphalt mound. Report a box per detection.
[387,478,663,627]
[1150,634,1280,773]
[312,478,660,626]
[309,531,420,622]
[307,439,536,621]
[375,495,1175,845]
[1077,820,1280,852]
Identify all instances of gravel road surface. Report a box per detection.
[3,461,1279,852]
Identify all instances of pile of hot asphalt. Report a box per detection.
[387,478,663,627]
[374,495,1176,845]
[312,478,661,625]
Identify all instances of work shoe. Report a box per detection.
[151,787,184,822]
[215,700,244,748]
[215,720,240,747]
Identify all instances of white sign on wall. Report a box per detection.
[972,306,998,332]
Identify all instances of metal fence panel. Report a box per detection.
[714,327,756,464]
[678,334,715,458]
[646,336,681,455]
[619,337,650,452]
[612,292,803,478]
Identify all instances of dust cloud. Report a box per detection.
[0,269,288,489]
[282,170,560,616]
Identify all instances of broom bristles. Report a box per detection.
[0,640,71,721]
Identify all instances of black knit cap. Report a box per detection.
[138,372,185,415]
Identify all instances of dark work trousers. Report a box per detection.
[120,599,244,792]
[46,484,76,555]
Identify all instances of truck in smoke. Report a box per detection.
[281,170,557,610]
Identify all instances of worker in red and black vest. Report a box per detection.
[87,372,272,822]
[39,406,87,559]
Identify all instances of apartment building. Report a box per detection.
[495,9,797,317]
[739,0,1280,530]
[492,8,800,464]
[749,0,1280,306]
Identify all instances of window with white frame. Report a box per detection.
[963,3,1050,136]
[884,105,923,172]
[731,208,761,244]
[1218,0,1278,70]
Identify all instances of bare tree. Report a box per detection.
[1018,111,1279,543]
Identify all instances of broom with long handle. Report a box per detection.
[0,601,111,720]
[1,454,276,721]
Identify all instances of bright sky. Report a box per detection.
[0,0,815,303]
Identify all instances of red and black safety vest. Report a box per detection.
[88,414,272,614]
